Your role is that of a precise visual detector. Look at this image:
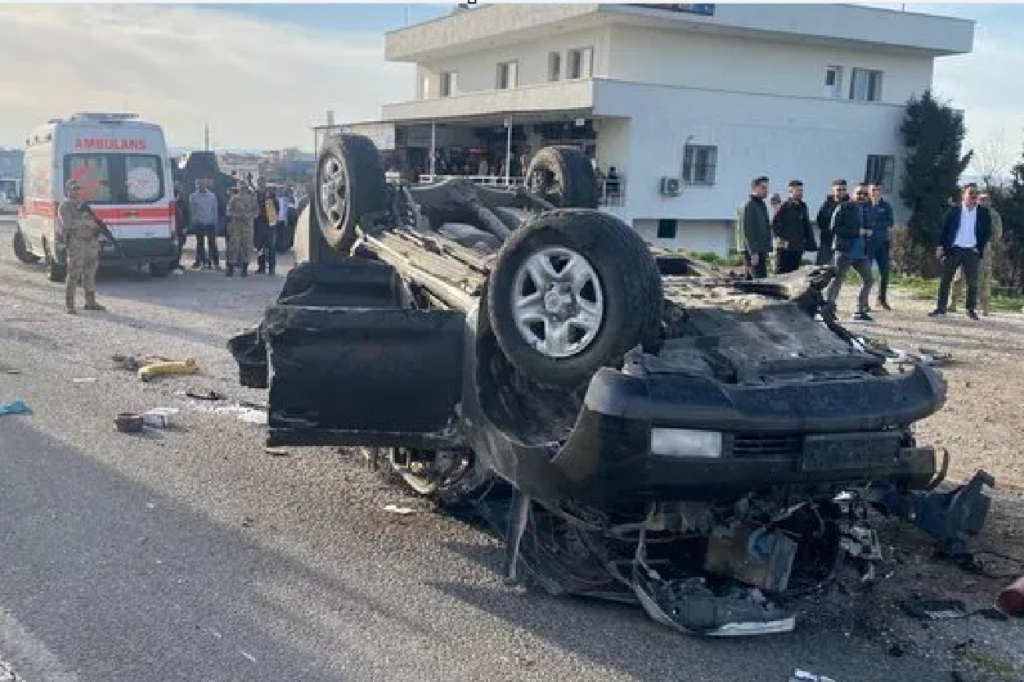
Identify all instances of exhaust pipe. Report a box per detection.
[996,576,1024,618]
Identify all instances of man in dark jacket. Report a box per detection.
[825,180,875,322]
[815,181,843,266]
[772,179,817,274]
[739,175,771,278]
[868,183,896,310]
[254,177,272,274]
[930,182,992,320]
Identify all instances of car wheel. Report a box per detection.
[149,262,172,277]
[525,146,599,209]
[486,209,663,389]
[13,230,40,264]
[315,133,387,253]
[45,244,67,283]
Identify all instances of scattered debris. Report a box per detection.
[4,369,20,375]
[138,358,201,383]
[141,408,179,429]
[0,399,30,416]
[997,576,1024,618]
[383,504,416,515]
[900,598,971,620]
[185,388,225,401]
[111,354,168,372]
[72,377,96,384]
[790,670,838,682]
[265,447,290,457]
[114,412,145,433]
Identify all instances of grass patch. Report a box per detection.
[890,274,1023,313]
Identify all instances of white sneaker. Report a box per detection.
[173,267,185,275]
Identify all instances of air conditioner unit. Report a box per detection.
[659,177,681,196]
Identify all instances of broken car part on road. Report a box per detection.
[229,134,956,637]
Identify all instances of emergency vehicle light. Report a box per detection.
[70,112,140,123]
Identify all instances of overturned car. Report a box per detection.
[230,134,949,636]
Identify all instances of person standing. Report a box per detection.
[771,180,816,274]
[739,176,771,279]
[930,183,992,320]
[951,191,1003,316]
[257,186,280,275]
[815,181,843,266]
[226,182,258,277]
[171,181,189,275]
[254,177,272,274]
[189,178,220,269]
[867,183,895,311]
[58,179,116,314]
[825,180,875,322]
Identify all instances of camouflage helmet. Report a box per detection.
[65,178,81,195]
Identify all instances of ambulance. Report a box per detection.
[14,112,178,280]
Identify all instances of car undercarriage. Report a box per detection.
[230,133,953,636]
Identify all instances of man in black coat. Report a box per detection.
[814,180,844,266]
[772,179,817,274]
[930,182,992,320]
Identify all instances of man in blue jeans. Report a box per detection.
[825,181,875,322]
[868,183,895,311]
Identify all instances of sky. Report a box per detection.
[0,2,1021,177]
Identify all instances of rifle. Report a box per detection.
[80,203,118,246]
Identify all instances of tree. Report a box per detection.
[899,90,973,248]
[971,128,1012,190]
[989,142,1024,293]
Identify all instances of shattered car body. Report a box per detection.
[230,134,949,636]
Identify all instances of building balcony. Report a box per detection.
[381,79,597,124]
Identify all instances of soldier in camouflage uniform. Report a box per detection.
[58,179,116,314]
[225,181,258,277]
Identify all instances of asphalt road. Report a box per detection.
[0,215,950,682]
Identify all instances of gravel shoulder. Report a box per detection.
[0,217,1021,682]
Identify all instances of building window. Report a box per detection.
[865,154,895,191]
[548,52,562,82]
[496,61,518,90]
[440,71,457,98]
[657,219,678,239]
[682,144,717,186]
[849,68,883,102]
[567,47,593,79]
[824,66,843,98]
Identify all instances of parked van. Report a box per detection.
[14,112,178,280]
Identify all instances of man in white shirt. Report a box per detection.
[930,183,992,320]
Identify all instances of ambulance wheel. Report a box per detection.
[45,246,66,283]
[13,230,39,264]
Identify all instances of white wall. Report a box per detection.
[415,27,610,98]
[594,117,629,174]
[633,218,733,255]
[593,80,906,230]
[606,25,935,106]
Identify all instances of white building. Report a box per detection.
[338,3,974,255]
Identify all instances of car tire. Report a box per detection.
[486,209,663,389]
[13,230,39,264]
[315,133,388,253]
[45,245,66,283]
[149,262,172,277]
[525,146,599,209]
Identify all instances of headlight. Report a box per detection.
[650,428,723,458]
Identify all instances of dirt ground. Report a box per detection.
[820,284,1024,680]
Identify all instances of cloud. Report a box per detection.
[0,3,414,150]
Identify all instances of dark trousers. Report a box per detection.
[192,223,219,266]
[936,246,981,312]
[775,249,803,275]
[172,228,187,268]
[743,250,768,279]
[255,223,277,273]
[826,253,874,313]
[871,240,892,302]
[815,233,834,266]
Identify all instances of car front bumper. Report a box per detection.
[547,364,947,504]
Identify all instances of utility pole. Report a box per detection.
[204,123,210,152]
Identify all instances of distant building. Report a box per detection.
[0,147,24,178]
[328,3,974,255]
